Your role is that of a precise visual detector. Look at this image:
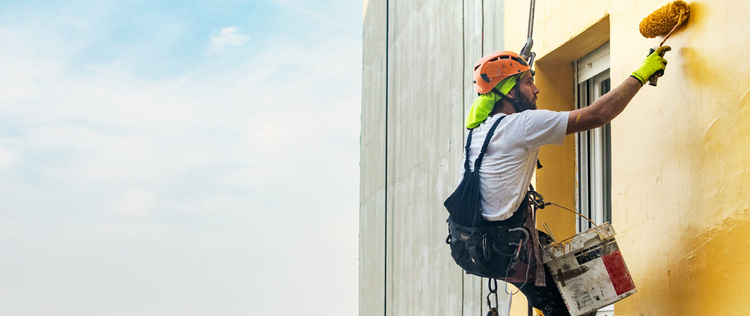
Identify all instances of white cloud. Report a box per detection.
[114,189,155,218]
[0,147,16,169]
[206,26,249,54]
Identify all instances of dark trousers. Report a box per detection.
[490,198,596,315]
[510,254,597,316]
[510,262,570,316]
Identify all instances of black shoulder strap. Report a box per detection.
[464,115,506,173]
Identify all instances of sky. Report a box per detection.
[0,0,361,315]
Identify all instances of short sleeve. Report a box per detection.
[514,110,569,149]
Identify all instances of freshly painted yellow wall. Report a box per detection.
[504,0,750,315]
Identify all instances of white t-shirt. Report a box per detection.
[461,110,569,221]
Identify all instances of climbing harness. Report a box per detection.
[445,115,539,281]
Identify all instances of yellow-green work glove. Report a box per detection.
[631,46,671,85]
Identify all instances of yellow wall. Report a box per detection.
[505,0,750,315]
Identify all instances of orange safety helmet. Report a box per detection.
[473,51,530,94]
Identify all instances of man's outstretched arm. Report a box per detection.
[566,46,670,135]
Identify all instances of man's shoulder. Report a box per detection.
[503,110,569,146]
[504,109,566,126]
[481,110,568,133]
[518,109,566,119]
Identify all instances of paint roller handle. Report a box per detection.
[631,46,670,86]
[647,46,671,86]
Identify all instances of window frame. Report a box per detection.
[574,43,614,316]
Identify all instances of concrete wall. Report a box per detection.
[505,0,750,314]
[362,0,750,315]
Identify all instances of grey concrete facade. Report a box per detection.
[360,1,511,315]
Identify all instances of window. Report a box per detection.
[575,43,614,316]
[575,43,612,232]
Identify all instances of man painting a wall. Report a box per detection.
[445,47,669,316]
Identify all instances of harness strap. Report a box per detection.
[465,115,506,174]
[525,187,547,287]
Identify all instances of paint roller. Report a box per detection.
[639,0,690,86]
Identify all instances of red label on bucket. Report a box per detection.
[602,249,636,295]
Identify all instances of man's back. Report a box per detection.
[463,110,567,221]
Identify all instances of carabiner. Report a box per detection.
[486,278,499,316]
[508,227,529,247]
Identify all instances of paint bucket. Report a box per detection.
[541,223,637,316]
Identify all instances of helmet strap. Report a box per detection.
[510,83,526,113]
[492,85,525,114]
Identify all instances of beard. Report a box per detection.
[515,90,537,112]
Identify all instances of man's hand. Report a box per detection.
[631,46,670,85]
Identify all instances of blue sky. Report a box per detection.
[0,0,361,315]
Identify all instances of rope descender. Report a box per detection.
[519,0,537,69]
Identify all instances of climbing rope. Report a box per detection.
[546,202,596,227]
[526,0,536,39]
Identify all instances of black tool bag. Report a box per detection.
[444,116,529,279]
[447,218,529,279]
[444,116,505,228]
